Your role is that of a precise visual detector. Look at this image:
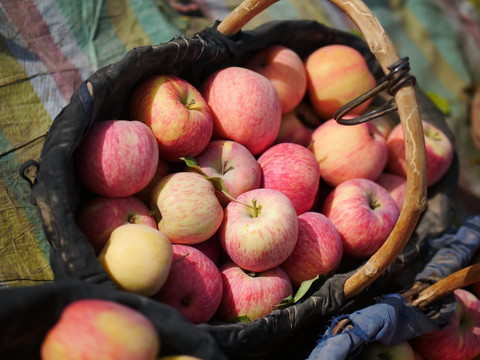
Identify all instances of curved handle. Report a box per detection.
[217,0,428,299]
[326,0,427,299]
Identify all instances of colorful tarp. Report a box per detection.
[1,0,479,288]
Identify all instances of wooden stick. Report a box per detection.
[326,0,427,299]
[217,0,280,36]
[216,0,427,300]
[411,264,480,309]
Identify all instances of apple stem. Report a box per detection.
[173,252,189,265]
[186,98,196,109]
[250,199,262,218]
[128,214,139,223]
[222,160,234,175]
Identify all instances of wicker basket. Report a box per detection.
[5,0,460,359]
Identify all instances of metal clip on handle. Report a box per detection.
[334,57,417,125]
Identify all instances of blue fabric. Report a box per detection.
[307,294,439,360]
[415,215,480,283]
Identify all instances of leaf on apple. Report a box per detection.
[275,274,326,309]
[181,156,234,198]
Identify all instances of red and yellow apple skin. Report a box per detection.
[244,44,307,114]
[217,261,292,322]
[74,120,159,198]
[257,142,320,216]
[219,188,298,273]
[322,178,400,259]
[305,44,376,120]
[386,120,453,187]
[152,244,223,324]
[151,172,224,245]
[76,195,157,255]
[411,289,480,360]
[129,74,213,162]
[200,66,281,156]
[310,118,388,187]
[281,212,343,287]
[40,299,160,360]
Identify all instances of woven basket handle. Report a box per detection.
[218,0,428,299]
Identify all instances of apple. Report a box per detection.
[411,289,480,360]
[358,340,417,360]
[151,172,223,244]
[386,120,454,187]
[152,244,223,324]
[372,115,395,139]
[135,157,170,205]
[274,109,313,147]
[219,188,298,272]
[200,66,281,155]
[76,195,157,255]
[322,178,400,258]
[281,212,343,287]
[257,142,320,215]
[128,74,213,162]
[98,223,173,296]
[310,118,388,187]
[375,172,407,211]
[193,140,262,205]
[74,120,159,197]
[244,44,307,114]
[40,299,160,360]
[191,235,222,266]
[217,261,292,322]
[305,44,377,120]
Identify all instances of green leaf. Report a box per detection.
[231,315,251,323]
[294,274,326,303]
[425,91,451,115]
[275,274,327,310]
[180,156,236,200]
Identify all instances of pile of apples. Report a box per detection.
[42,42,455,359]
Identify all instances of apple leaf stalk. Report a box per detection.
[180,156,258,211]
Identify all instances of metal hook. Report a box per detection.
[334,57,416,125]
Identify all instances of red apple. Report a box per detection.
[129,74,213,162]
[98,223,173,296]
[200,66,281,155]
[375,172,407,211]
[152,244,223,324]
[219,188,298,272]
[217,261,292,322]
[135,157,170,205]
[372,115,395,140]
[257,142,320,215]
[322,178,400,258]
[411,289,480,360]
[274,109,313,147]
[74,120,159,197]
[310,118,388,187]
[193,140,261,205]
[281,212,343,287]
[40,299,160,360]
[244,44,307,114]
[386,121,453,187]
[305,44,376,120]
[191,235,222,266]
[151,172,224,245]
[76,195,157,255]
